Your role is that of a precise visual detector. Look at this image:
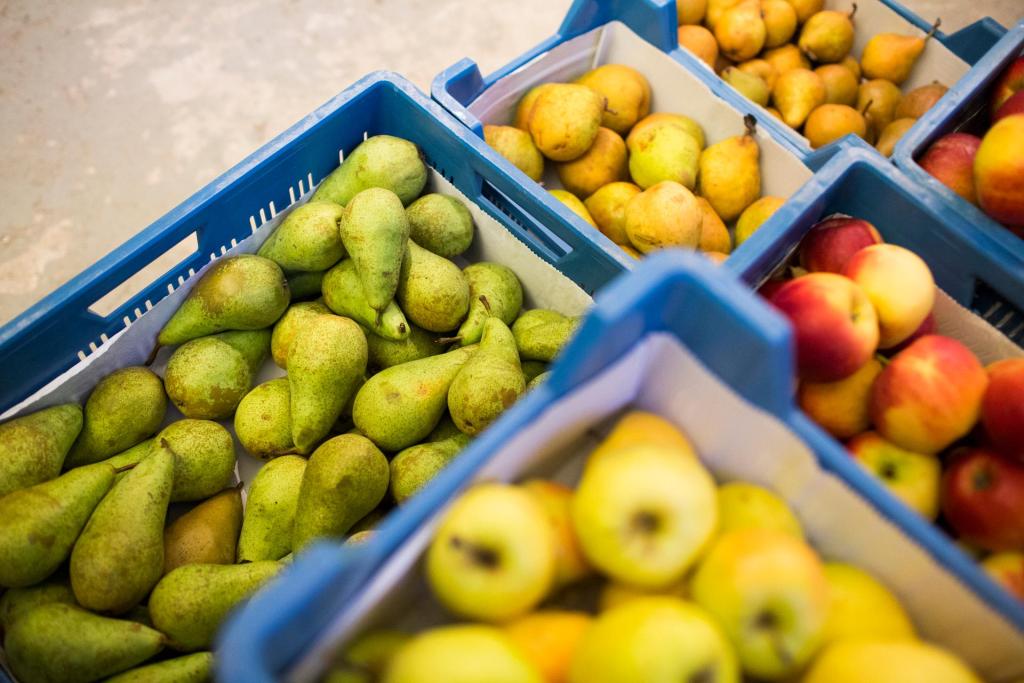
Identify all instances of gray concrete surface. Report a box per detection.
[0,1,1020,325]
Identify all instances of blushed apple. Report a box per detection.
[757,278,788,300]
[870,335,987,454]
[691,529,829,680]
[847,431,941,520]
[981,552,1024,601]
[798,357,883,439]
[504,611,592,683]
[975,115,1024,229]
[522,479,593,588]
[994,89,1024,123]
[799,216,883,274]
[888,311,936,354]
[919,133,982,205]
[843,244,935,349]
[769,273,879,382]
[991,57,1024,113]
[981,358,1024,462]
[821,562,916,647]
[941,448,1024,552]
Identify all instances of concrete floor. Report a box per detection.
[0,0,1020,325]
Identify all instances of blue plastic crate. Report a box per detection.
[728,146,1024,347]
[895,19,1024,271]
[218,251,1024,683]
[0,72,625,416]
[431,0,1005,163]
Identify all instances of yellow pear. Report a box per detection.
[816,64,859,105]
[678,25,719,69]
[485,125,544,181]
[576,65,651,135]
[628,124,702,190]
[861,28,935,85]
[678,0,708,25]
[804,104,867,149]
[705,0,743,30]
[804,640,982,683]
[841,54,861,80]
[772,68,826,129]
[513,83,557,130]
[766,106,783,120]
[550,190,597,227]
[798,8,856,63]
[528,84,605,161]
[698,117,761,222]
[858,79,904,139]
[763,44,811,76]
[722,67,771,106]
[624,181,703,253]
[821,563,916,647]
[895,81,948,119]
[782,0,824,23]
[715,0,766,63]
[874,117,917,157]
[735,196,785,244]
[696,198,732,254]
[628,113,706,150]
[738,58,778,90]
[762,0,798,48]
[556,127,628,198]
[585,182,642,245]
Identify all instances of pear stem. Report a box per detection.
[435,335,461,345]
[479,295,492,313]
[743,114,757,138]
[860,99,875,116]
[144,342,161,367]
[926,17,941,41]
[113,464,137,474]
[848,2,858,19]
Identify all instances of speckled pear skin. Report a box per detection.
[104,652,214,683]
[448,318,525,436]
[4,603,166,683]
[292,434,390,549]
[212,328,272,374]
[0,403,82,497]
[234,378,294,460]
[405,193,475,258]
[365,323,441,369]
[396,240,470,333]
[512,309,580,362]
[286,269,326,301]
[70,441,174,614]
[237,455,306,562]
[288,314,368,454]
[322,259,410,341]
[163,485,243,574]
[157,419,236,503]
[148,561,282,652]
[455,263,523,347]
[164,337,251,420]
[0,577,77,631]
[66,366,166,468]
[0,462,116,587]
[312,134,427,207]
[258,200,346,272]
[157,254,290,347]
[527,371,551,391]
[389,431,471,503]
[352,345,475,452]
[271,301,330,369]
[521,361,548,384]
[339,187,410,316]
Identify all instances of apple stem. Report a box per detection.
[450,535,500,569]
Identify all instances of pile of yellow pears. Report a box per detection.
[326,411,984,683]
[484,64,788,261]
[678,0,949,152]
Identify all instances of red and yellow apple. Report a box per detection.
[798,357,883,439]
[991,57,1024,113]
[799,216,883,274]
[870,335,987,454]
[769,273,879,382]
[888,311,936,354]
[994,89,1024,123]
[843,244,935,349]
[941,448,1024,552]
[981,552,1024,601]
[918,133,982,205]
[980,358,1024,462]
[504,611,592,683]
[847,431,941,520]
[975,114,1024,229]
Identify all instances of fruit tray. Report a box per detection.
[727,146,1024,348]
[0,72,623,418]
[895,19,1024,269]
[218,253,1024,683]
[431,0,1005,163]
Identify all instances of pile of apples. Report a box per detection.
[483,63,788,262]
[762,215,1024,600]
[325,411,985,683]
[918,55,1024,236]
[677,0,949,152]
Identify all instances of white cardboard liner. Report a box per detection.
[289,328,1024,683]
[467,22,814,212]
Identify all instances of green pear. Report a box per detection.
[0,577,76,632]
[164,337,252,420]
[0,462,116,588]
[352,346,475,451]
[627,123,702,190]
[103,438,155,476]
[292,434,389,548]
[365,323,441,369]
[332,629,410,680]
[4,603,165,683]
[157,255,290,346]
[163,485,243,574]
[66,366,166,468]
[722,67,771,106]
[521,361,548,384]
[258,200,346,272]
[322,259,410,341]
[390,431,471,503]
[406,193,475,258]
[455,263,524,346]
[484,125,545,182]
[528,83,605,162]
[312,135,427,207]
[271,301,330,368]
[157,420,236,502]
[340,187,410,318]
[448,318,525,435]
[234,378,294,459]
[211,328,271,375]
[237,455,306,562]
[70,441,174,613]
[527,371,550,391]
[149,561,282,651]
[286,269,325,300]
[698,118,762,222]
[288,314,368,453]
[628,113,706,151]
[512,309,580,362]
[0,403,82,497]
[397,240,470,333]
[105,652,213,683]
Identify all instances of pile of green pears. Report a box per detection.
[0,134,579,683]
